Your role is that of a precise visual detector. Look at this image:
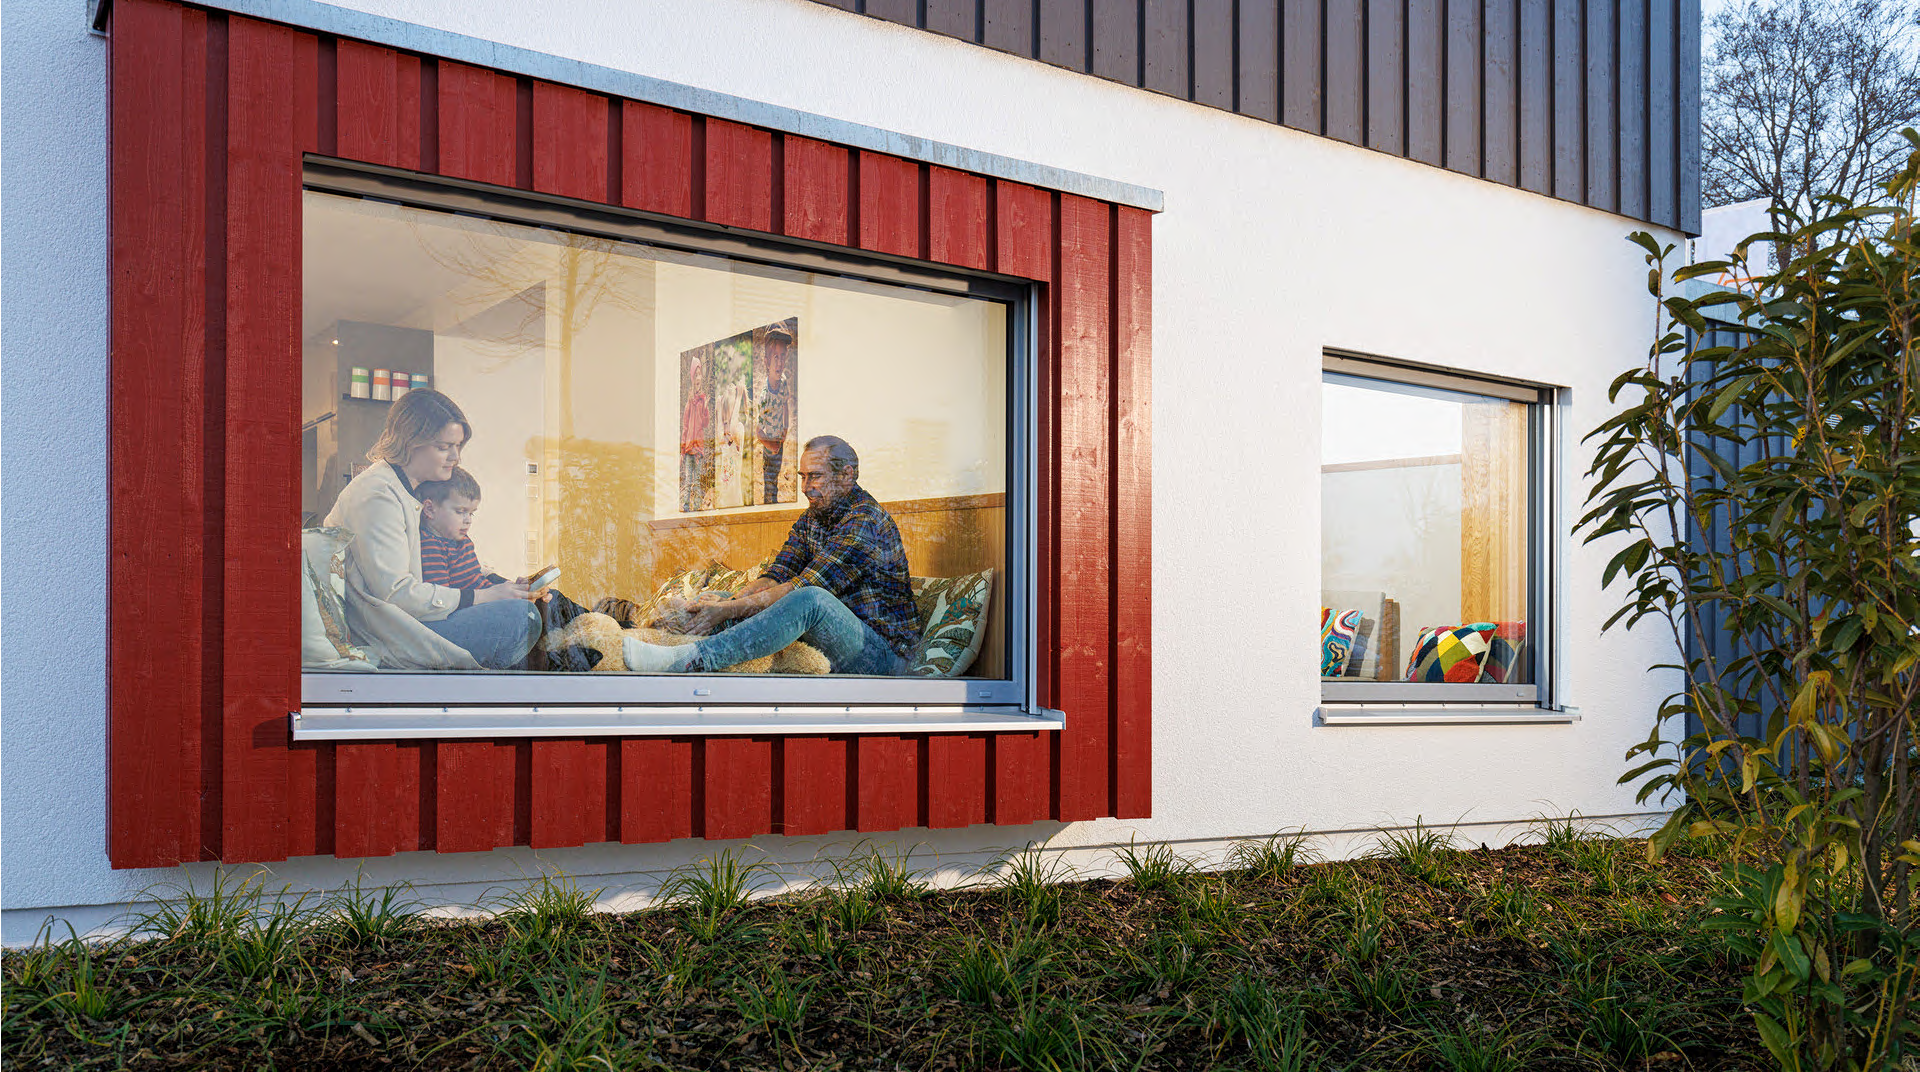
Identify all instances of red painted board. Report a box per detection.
[437,61,517,186]
[334,742,422,858]
[1113,207,1154,819]
[437,741,517,852]
[532,81,610,202]
[531,739,594,848]
[781,136,850,244]
[293,31,319,155]
[780,736,852,836]
[336,39,420,170]
[622,100,693,217]
[704,119,773,230]
[1052,194,1113,822]
[926,734,989,828]
[928,166,991,269]
[856,736,921,832]
[285,743,334,857]
[703,737,774,840]
[221,14,303,864]
[857,152,921,257]
[992,732,1051,826]
[620,737,696,842]
[995,181,1055,281]
[107,0,211,868]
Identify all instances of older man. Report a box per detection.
[623,435,919,675]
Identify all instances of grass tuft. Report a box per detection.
[658,850,771,941]
[1113,837,1193,891]
[1226,830,1316,881]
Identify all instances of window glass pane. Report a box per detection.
[301,190,1008,680]
[1320,372,1533,686]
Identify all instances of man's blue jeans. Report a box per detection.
[695,586,909,675]
[423,598,542,669]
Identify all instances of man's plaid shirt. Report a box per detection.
[762,485,919,658]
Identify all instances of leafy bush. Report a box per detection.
[1582,132,1920,1070]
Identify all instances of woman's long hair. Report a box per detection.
[366,388,471,464]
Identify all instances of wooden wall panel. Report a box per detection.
[1408,0,1445,166]
[108,0,212,869]
[1366,0,1406,154]
[1282,0,1324,132]
[925,0,980,39]
[982,0,1034,55]
[1192,3,1236,110]
[1585,0,1618,212]
[1483,0,1519,186]
[107,2,1156,868]
[1647,0,1678,228]
[1552,0,1586,202]
[1517,0,1552,194]
[1238,0,1282,123]
[1091,0,1140,85]
[1039,0,1089,72]
[1618,0,1649,222]
[1324,0,1365,145]
[1446,0,1483,174]
[1142,0,1189,99]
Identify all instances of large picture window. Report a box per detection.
[1320,355,1551,705]
[298,167,1031,722]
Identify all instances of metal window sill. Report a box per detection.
[291,705,1065,741]
[1315,706,1579,726]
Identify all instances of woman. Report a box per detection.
[326,389,540,670]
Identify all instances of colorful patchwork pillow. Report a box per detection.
[1405,623,1496,682]
[909,569,994,677]
[1321,607,1363,677]
[1478,621,1529,683]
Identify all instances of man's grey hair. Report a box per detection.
[803,435,859,479]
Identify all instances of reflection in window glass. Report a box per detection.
[1320,372,1534,687]
[301,190,1008,679]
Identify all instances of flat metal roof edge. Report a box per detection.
[89,0,1166,213]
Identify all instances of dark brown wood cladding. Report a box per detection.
[813,0,1701,232]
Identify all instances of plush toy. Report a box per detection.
[544,612,830,675]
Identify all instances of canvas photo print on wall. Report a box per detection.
[679,317,799,512]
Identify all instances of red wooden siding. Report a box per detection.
[105,0,1154,868]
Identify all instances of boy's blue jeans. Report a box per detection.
[424,599,542,670]
[694,586,909,675]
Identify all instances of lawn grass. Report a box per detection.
[1,827,1764,1071]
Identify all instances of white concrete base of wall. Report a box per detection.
[3,811,1663,947]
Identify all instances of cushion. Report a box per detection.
[908,569,994,677]
[1343,614,1377,677]
[1320,607,1363,676]
[1323,589,1388,679]
[1405,623,1495,682]
[300,527,375,668]
[1478,621,1529,683]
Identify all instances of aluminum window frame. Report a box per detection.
[1319,351,1556,709]
[296,160,1049,734]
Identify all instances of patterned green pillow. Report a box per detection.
[908,569,994,677]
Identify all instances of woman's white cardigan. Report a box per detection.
[324,461,483,670]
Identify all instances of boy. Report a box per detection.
[416,467,590,658]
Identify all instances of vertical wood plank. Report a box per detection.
[866,0,921,23]
[995,181,1055,282]
[1053,194,1112,822]
[437,60,517,187]
[108,0,211,868]
[925,0,980,39]
[437,742,517,852]
[335,39,416,169]
[927,734,990,827]
[620,738,696,842]
[285,743,334,857]
[857,151,922,258]
[1678,0,1700,233]
[927,166,991,270]
[982,0,1034,55]
[1648,0,1676,227]
[531,740,591,848]
[221,13,302,864]
[781,737,852,835]
[705,119,774,231]
[1112,206,1153,820]
[1447,0,1484,173]
[1091,0,1141,84]
[1038,0,1089,71]
[1282,0,1324,131]
[783,136,851,245]
[1367,0,1407,153]
[1408,0,1445,165]
[1143,0,1190,98]
[1237,0,1281,122]
[993,733,1052,825]
[293,31,319,155]
[1484,0,1519,185]
[1518,0,1552,193]
[335,742,420,857]
[532,81,610,203]
[1325,0,1365,144]
[622,100,694,217]
[1585,0,1618,212]
[1193,2,1235,109]
[1618,0,1648,221]
[856,736,921,831]
[1552,0,1586,201]
[704,738,774,840]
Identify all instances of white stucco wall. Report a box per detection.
[0,0,1684,942]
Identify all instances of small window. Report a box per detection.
[1320,355,1551,705]
[297,165,1036,727]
